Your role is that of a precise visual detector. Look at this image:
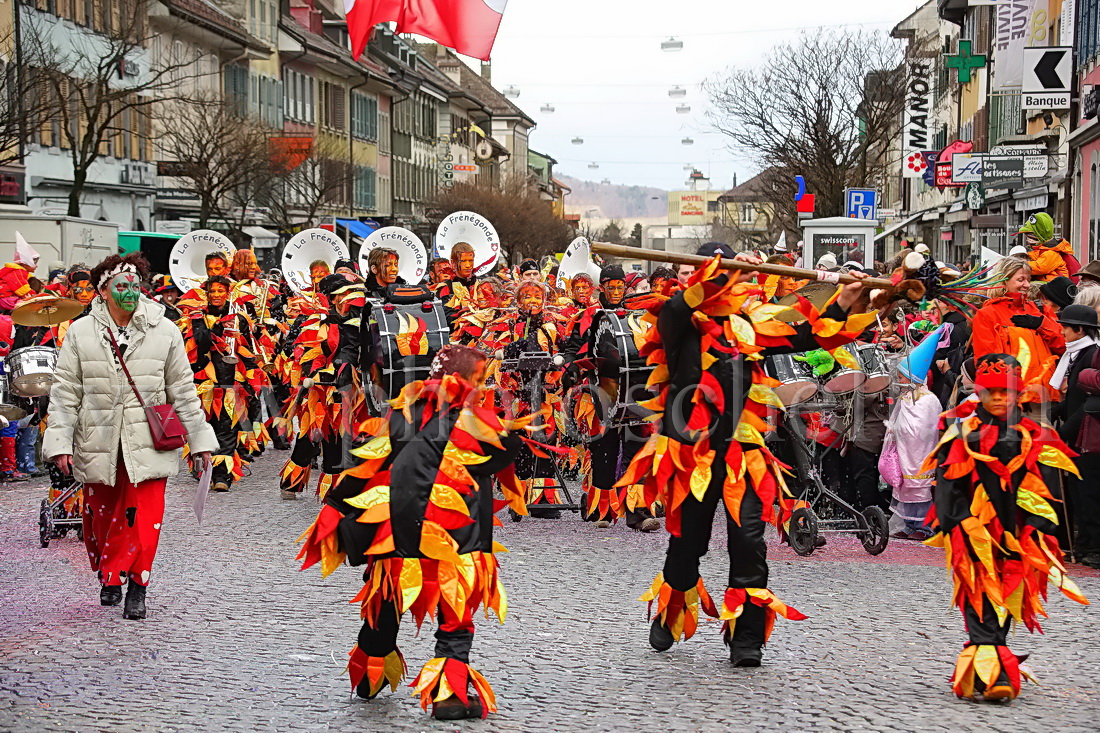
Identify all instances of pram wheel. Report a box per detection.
[860,506,889,556]
[38,499,52,548]
[789,506,819,556]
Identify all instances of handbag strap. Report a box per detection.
[106,326,148,410]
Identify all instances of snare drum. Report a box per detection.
[764,353,818,406]
[590,308,655,426]
[6,346,58,397]
[853,342,891,394]
[0,375,25,421]
[821,345,866,394]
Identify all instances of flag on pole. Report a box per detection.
[345,0,508,61]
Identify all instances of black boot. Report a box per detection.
[730,647,763,667]
[100,585,122,606]
[123,583,147,620]
[649,617,674,652]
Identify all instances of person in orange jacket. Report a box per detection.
[1021,213,1079,281]
[0,233,40,313]
[971,256,1065,401]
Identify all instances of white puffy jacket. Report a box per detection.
[42,297,219,485]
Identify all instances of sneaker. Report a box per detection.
[0,471,29,482]
[593,519,611,529]
[649,617,674,652]
[213,482,230,493]
[280,489,298,501]
[632,517,661,533]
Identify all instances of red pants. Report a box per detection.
[82,463,167,587]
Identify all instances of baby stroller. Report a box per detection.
[39,462,83,548]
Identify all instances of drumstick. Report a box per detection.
[589,242,895,289]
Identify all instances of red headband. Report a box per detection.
[974,358,1022,391]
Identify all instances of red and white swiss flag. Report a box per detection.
[345,0,507,61]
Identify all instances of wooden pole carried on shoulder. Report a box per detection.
[589,242,895,289]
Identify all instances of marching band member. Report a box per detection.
[278,274,365,500]
[152,275,182,322]
[925,353,1088,701]
[296,344,531,720]
[620,243,874,666]
[561,264,660,531]
[364,247,402,300]
[438,242,478,319]
[181,275,261,492]
[451,279,505,347]
[176,251,230,315]
[231,249,280,459]
[427,257,453,292]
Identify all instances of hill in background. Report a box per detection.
[559,175,668,221]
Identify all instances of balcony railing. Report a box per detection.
[989,92,1024,145]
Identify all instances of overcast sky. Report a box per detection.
[477,0,923,192]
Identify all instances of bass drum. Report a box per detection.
[0,374,25,421]
[362,300,451,416]
[6,345,58,397]
[590,308,655,427]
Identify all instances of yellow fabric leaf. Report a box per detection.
[814,318,845,338]
[351,436,392,460]
[973,645,1001,686]
[748,383,784,409]
[689,462,712,502]
[1017,487,1059,524]
[443,443,490,465]
[399,559,423,613]
[728,316,756,347]
[430,483,471,516]
[844,310,880,334]
[733,422,765,446]
[832,346,859,371]
[1036,444,1080,476]
[345,485,391,511]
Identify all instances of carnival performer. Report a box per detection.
[42,253,217,619]
[437,242,479,321]
[364,247,402,300]
[925,353,1089,701]
[230,249,281,458]
[561,264,660,531]
[297,345,534,720]
[176,251,230,315]
[152,275,182,322]
[618,243,874,665]
[278,274,365,500]
[0,234,39,313]
[181,275,261,492]
[450,279,505,347]
[428,257,453,292]
[1019,213,1078,281]
[971,257,1064,401]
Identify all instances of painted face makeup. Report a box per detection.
[604,280,626,305]
[572,280,593,304]
[110,273,141,313]
[455,252,475,279]
[207,282,229,309]
[310,265,330,288]
[72,281,95,306]
[378,255,400,285]
[518,287,544,315]
[206,258,227,278]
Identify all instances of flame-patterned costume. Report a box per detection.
[180,305,263,488]
[616,253,876,658]
[561,295,659,526]
[297,371,535,718]
[924,354,1089,701]
[278,278,366,499]
[232,277,284,452]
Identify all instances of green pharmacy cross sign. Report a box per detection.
[946,40,987,84]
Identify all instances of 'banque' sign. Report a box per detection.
[902,61,934,179]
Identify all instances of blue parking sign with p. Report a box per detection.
[845,189,877,220]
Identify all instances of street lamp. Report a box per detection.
[681,137,694,145]
[668,86,687,99]
[540,103,555,113]
[588,162,599,169]
[676,104,691,114]
[504,85,520,99]
[572,136,584,145]
[661,37,683,52]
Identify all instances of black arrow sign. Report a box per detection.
[1035,50,1068,90]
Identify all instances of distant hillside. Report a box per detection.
[559,175,667,220]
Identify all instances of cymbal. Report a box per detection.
[773,282,839,324]
[11,295,85,326]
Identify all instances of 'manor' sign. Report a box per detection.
[902,61,934,179]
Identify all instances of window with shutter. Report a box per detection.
[276,80,284,126]
[334,87,345,131]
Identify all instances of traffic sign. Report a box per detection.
[844,188,877,219]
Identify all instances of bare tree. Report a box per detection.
[159,98,274,228]
[25,6,202,216]
[705,29,905,232]
[261,136,356,233]
[0,23,66,170]
[431,180,575,264]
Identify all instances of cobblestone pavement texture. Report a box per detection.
[1,452,1099,732]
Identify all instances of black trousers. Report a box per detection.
[841,446,888,511]
[210,413,237,484]
[963,597,1011,646]
[1067,453,1100,556]
[357,599,473,664]
[280,434,343,492]
[662,456,767,650]
[586,425,652,525]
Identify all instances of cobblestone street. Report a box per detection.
[1,452,1098,732]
